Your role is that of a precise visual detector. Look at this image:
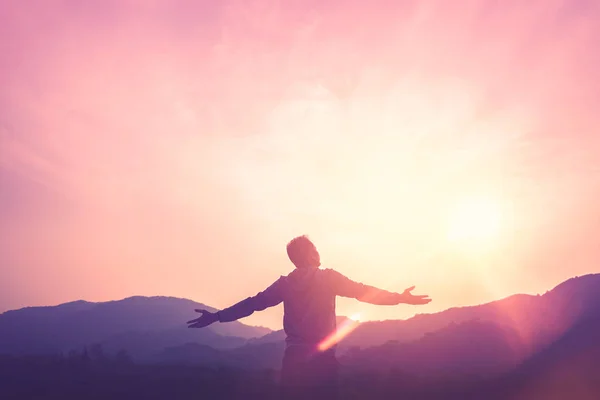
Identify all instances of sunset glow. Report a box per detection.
[447,196,503,250]
[1,1,600,330]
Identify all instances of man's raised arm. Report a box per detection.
[326,269,431,306]
[187,278,285,328]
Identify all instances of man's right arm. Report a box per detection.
[187,278,285,328]
[326,269,402,305]
[216,278,284,322]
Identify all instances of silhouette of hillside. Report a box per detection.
[138,275,600,375]
[0,296,270,357]
[156,341,286,370]
[0,274,599,399]
[1,317,598,400]
[496,315,600,400]
[336,274,600,351]
[341,319,524,377]
[1,274,598,374]
[233,274,600,356]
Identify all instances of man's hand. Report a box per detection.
[187,309,219,328]
[399,286,431,305]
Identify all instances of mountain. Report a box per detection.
[1,274,598,372]
[338,318,524,377]
[337,274,600,351]
[0,275,599,399]
[497,315,600,400]
[155,274,600,374]
[335,274,600,378]
[156,341,286,370]
[237,274,600,356]
[0,296,271,359]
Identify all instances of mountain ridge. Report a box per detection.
[1,273,598,369]
[0,295,271,357]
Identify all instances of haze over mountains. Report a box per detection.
[1,273,599,376]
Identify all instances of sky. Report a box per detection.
[1,0,600,330]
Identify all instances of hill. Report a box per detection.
[0,296,270,359]
[153,274,600,374]
[340,273,600,352]
[1,274,598,370]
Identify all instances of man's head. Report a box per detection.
[286,235,321,269]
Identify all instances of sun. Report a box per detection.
[349,313,362,322]
[446,195,503,250]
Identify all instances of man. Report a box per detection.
[187,235,431,399]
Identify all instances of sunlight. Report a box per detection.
[446,195,503,250]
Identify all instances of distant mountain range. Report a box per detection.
[339,273,600,351]
[1,274,599,376]
[0,296,270,360]
[337,273,600,377]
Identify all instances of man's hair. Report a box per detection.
[286,235,317,268]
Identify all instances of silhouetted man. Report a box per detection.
[187,235,431,399]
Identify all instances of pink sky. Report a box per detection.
[1,0,600,329]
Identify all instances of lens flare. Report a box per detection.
[318,316,361,352]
